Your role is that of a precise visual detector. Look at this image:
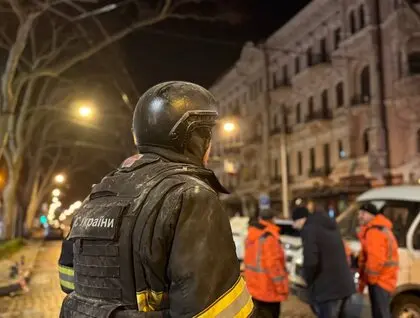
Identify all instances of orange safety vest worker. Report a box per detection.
[244,219,289,303]
[357,214,399,293]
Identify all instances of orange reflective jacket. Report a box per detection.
[243,219,289,303]
[357,214,399,293]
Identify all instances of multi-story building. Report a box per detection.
[209,0,420,218]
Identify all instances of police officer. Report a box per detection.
[58,81,254,318]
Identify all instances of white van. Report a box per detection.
[290,186,420,317]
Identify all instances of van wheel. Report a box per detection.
[392,295,420,318]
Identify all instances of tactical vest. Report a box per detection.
[61,156,206,318]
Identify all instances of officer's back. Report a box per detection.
[59,81,254,318]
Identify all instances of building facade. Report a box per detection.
[209,0,420,217]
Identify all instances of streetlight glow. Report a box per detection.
[223,122,235,133]
[78,105,93,118]
[52,188,61,197]
[54,174,65,184]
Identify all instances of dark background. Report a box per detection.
[66,0,311,204]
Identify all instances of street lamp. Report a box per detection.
[78,105,93,118]
[223,122,236,133]
[54,174,65,184]
[52,188,61,197]
[73,100,95,119]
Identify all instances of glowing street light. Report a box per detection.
[223,122,236,133]
[78,105,93,118]
[52,188,61,197]
[54,174,65,184]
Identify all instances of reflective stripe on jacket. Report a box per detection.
[358,214,399,293]
[244,219,289,302]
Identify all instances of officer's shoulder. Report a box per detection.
[167,174,217,198]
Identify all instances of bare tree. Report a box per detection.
[0,0,238,238]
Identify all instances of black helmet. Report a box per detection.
[132,81,218,154]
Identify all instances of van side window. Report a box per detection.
[414,224,420,250]
[381,201,416,247]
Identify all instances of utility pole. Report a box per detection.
[373,0,391,185]
[260,43,290,218]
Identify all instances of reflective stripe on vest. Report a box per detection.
[59,265,75,291]
[136,290,165,312]
[194,277,253,318]
[364,226,398,276]
[245,235,286,282]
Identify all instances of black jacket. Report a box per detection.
[58,150,254,318]
[301,211,355,303]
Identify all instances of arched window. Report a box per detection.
[363,130,369,154]
[417,129,420,153]
[321,89,329,114]
[359,5,366,29]
[360,66,371,101]
[349,11,356,34]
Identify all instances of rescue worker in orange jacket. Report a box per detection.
[357,203,399,318]
[244,209,289,318]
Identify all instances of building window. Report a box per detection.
[321,89,329,114]
[306,47,313,67]
[408,52,420,75]
[417,129,420,153]
[282,65,288,83]
[336,82,344,107]
[309,148,316,172]
[360,66,371,100]
[334,28,341,50]
[338,140,346,158]
[295,56,300,74]
[349,11,356,34]
[323,143,330,171]
[297,151,303,175]
[308,96,314,117]
[320,38,328,58]
[359,5,366,29]
[363,130,369,154]
[296,103,301,123]
[273,158,279,177]
[272,112,278,129]
[272,72,277,88]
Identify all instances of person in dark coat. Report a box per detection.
[292,206,356,318]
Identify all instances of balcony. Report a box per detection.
[292,54,332,86]
[305,109,332,124]
[270,175,294,184]
[270,79,292,102]
[269,126,292,136]
[308,167,332,178]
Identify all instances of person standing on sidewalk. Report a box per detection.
[357,203,399,318]
[292,206,355,318]
[244,209,289,318]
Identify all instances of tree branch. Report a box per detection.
[1,11,41,113]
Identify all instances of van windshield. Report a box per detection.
[337,203,360,240]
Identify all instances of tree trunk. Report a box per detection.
[25,180,41,232]
[2,175,19,239]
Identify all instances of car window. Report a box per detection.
[380,201,417,248]
[338,200,385,240]
[413,220,420,250]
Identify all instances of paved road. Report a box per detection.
[0,241,314,318]
[0,241,65,318]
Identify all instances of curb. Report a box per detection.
[0,240,44,297]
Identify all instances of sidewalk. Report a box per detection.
[0,240,44,296]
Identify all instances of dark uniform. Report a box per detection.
[58,81,254,318]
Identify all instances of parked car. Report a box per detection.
[44,227,64,240]
[289,186,420,318]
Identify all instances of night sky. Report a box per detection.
[67,0,311,204]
